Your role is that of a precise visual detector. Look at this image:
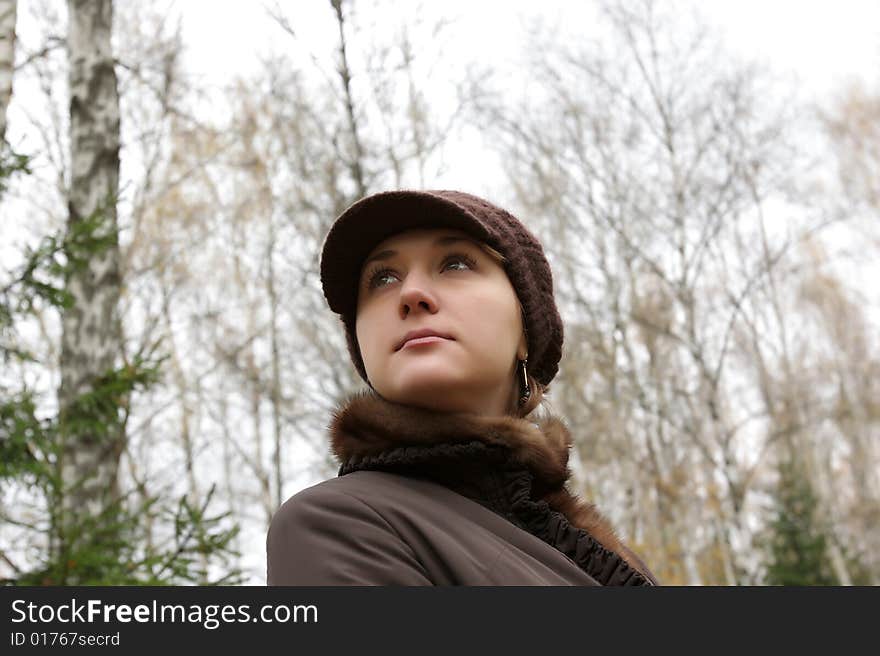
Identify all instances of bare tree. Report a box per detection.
[809,83,880,582]
[0,0,16,143]
[58,0,123,526]
[822,83,880,214]
[466,0,852,584]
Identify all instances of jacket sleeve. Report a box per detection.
[266,484,434,585]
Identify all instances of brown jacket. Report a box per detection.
[266,391,659,586]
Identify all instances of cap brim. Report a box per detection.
[320,190,494,317]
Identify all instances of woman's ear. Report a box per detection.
[518,305,529,360]
[518,330,529,361]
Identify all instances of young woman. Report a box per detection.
[266,190,659,585]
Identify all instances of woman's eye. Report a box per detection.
[370,270,395,288]
[443,253,477,272]
[366,253,476,290]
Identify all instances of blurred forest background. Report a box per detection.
[1,0,878,585]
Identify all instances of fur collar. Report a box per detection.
[328,390,658,584]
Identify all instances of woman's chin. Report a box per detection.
[386,369,465,403]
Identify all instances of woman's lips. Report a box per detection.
[399,336,450,350]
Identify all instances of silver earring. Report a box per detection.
[518,358,531,407]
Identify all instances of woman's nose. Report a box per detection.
[398,272,438,317]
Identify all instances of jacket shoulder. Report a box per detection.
[266,472,434,585]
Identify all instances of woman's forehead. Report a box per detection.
[366,227,475,257]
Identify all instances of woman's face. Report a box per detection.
[355,227,528,416]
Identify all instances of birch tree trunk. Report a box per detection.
[58,0,122,519]
[0,0,16,143]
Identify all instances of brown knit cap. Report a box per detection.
[319,190,564,387]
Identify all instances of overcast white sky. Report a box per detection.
[160,0,880,208]
[179,0,880,98]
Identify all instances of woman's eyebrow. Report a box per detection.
[362,236,480,269]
